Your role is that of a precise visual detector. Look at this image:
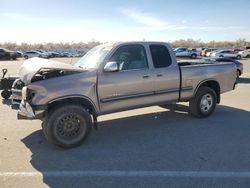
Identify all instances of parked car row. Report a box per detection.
[23,50,86,59]
[175,47,250,59]
[0,48,87,60]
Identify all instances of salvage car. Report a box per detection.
[174,47,198,59]
[210,50,241,59]
[23,51,49,59]
[0,48,18,60]
[238,49,250,58]
[14,42,237,148]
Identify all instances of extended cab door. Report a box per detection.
[97,44,155,114]
[149,44,180,103]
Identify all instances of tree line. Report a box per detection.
[0,39,249,50]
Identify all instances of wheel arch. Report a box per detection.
[47,96,99,117]
[194,80,220,103]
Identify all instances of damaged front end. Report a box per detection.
[15,57,85,119]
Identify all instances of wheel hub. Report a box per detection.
[57,114,82,138]
[200,94,213,112]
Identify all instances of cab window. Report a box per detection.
[110,45,148,71]
[150,45,172,68]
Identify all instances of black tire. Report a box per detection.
[191,54,197,59]
[24,55,28,59]
[219,55,224,58]
[236,55,241,59]
[189,86,217,118]
[1,90,12,99]
[43,104,92,148]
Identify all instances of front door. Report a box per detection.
[98,44,155,114]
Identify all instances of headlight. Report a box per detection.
[21,86,27,100]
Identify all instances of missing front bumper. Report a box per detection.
[17,100,45,120]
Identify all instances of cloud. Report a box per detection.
[237,32,250,36]
[1,12,28,20]
[119,8,242,32]
[120,8,169,27]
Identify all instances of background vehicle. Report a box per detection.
[210,50,241,59]
[14,51,23,58]
[233,48,244,53]
[174,47,198,58]
[201,48,217,57]
[0,48,18,60]
[35,50,53,58]
[202,57,243,77]
[238,49,250,58]
[16,42,236,148]
[23,51,49,59]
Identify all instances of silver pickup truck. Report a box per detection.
[16,42,237,148]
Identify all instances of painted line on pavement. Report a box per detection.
[1,171,250,178]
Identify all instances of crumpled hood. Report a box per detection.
[19,57,83,84]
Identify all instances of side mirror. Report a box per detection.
[104,61,119,72]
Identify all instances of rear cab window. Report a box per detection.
[149,45,172,68]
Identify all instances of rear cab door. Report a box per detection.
[148,43,180,103]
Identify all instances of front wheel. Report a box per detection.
[189,86,217,118]
[236,55,241,59]
[191,54,197,59]
[43,104,92,148]
[237,70,241,78]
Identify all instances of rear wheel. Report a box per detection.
[1,90,12,99]
[43,104,92,148]
[189,87,217,118]
[24,55,28,59]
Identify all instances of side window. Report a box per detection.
[150,45,172,68]
[110,45,148,71]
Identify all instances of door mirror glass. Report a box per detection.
[104,61,119,72]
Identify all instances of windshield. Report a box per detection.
[74,44,113,69]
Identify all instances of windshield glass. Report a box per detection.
[74,44,113,69]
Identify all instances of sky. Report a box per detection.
[1,0,250,44]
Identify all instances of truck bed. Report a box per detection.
[178,62,236,100]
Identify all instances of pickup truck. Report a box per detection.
[174,47,198,59]
[16,42,237,148]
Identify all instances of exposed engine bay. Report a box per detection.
[31,69,81,83]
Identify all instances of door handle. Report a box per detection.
[142,75,150,78]
[156,73,163,77]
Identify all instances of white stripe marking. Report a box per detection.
[1,171,250,178]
